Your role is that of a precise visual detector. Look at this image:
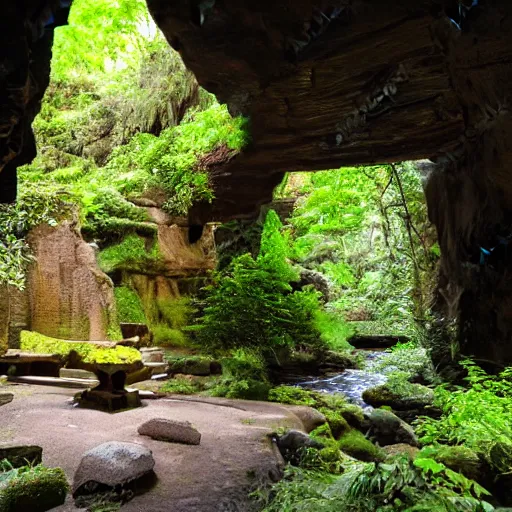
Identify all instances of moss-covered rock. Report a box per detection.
[20,331,141,366]
[0,465,69,512]
[337,430,385,463]
[362,380,434,411]
[382,443,420,460]
[432,445,483,482]
[320,410,351,439]
[168,356,218,376]
[337,404,365,430]
[267,386,317,407]
[367,409,419,447]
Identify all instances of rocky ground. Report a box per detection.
[0,383,309,512]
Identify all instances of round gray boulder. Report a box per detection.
[138,418,201,445]
[368,408,419,447]
[73,441,155,496]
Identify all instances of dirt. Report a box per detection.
[0,383,306,511]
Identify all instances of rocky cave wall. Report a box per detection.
[2,0,512,364]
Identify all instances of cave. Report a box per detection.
[2,0,512,367]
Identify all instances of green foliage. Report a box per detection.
[415,360,512,476]
[194,252,323,357]
[257,457,494,512]
[313,310,354,351]
[152,324,190,348]
[160,376,200,395]
[0,463,69,512]
[114,287,146,324]
[98,234,161,273]
[20,331,141,365]
[0,185,70,289]
[209,349,271,400]
[268,386,317,407]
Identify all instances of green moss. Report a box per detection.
[20,331,141,365]
[320,410,351,439]
[0,465,69,512]
[267,386,317,407]
[337,403,365,429]
[337,430,385,463]
[98,234,162,273]
[153,324,190,348]
[114,287,146,324]
[160,377,199,395]
[362,376,434,410]
[168,356,212,376]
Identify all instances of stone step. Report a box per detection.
[8,375,99,389]
[143,362,168,375]
[59,368,97,380]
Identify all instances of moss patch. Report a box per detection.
[337,430,385,462]
[98,234,162,274]
[0,464,69,512]
[20,331,141,365]
[114,286,146,324]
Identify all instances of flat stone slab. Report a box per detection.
[0,393,13,407]
[138,418,201,445]
[0,443,43,468]
[60,368,97,380]
[73,441,155,495]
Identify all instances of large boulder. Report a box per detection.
[288,406,326,433]
[362,382,434,411]
[0,444,42,468]
[338,429,385,463]
[367,409,419,447]
[138,418,201,445]
[0,393,13,407]
[72,442,155,497]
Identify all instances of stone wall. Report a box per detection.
[27,221,118,341]
[0,284,30,354]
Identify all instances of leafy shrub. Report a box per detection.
[152,324,190,348]
[160,376,199,395]
[313,310,354,352]
[415,360,512,475]
[20,331,141,365]
[0,185,70,289]
[195,211,326,360]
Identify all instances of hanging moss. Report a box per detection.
[114,287,147,324]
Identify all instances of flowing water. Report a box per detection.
[296,351,388,408]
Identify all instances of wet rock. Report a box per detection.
[276,430,324,464]
[362,382,434,411]
[367,409,419,447]
[288,406,326,433]
[73,442,155,496]
[383,443,420,460]
[0,444,43,468]
[138,418,201,445]
[0,393,13,407]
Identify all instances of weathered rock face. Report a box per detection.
[2,1,512,364]
[27,221,118,340]
[0,284,29,352]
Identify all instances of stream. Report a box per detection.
[296,351,388,408]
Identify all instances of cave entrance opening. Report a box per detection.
[269,162,438,351]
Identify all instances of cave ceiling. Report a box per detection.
[1,1,512,223]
